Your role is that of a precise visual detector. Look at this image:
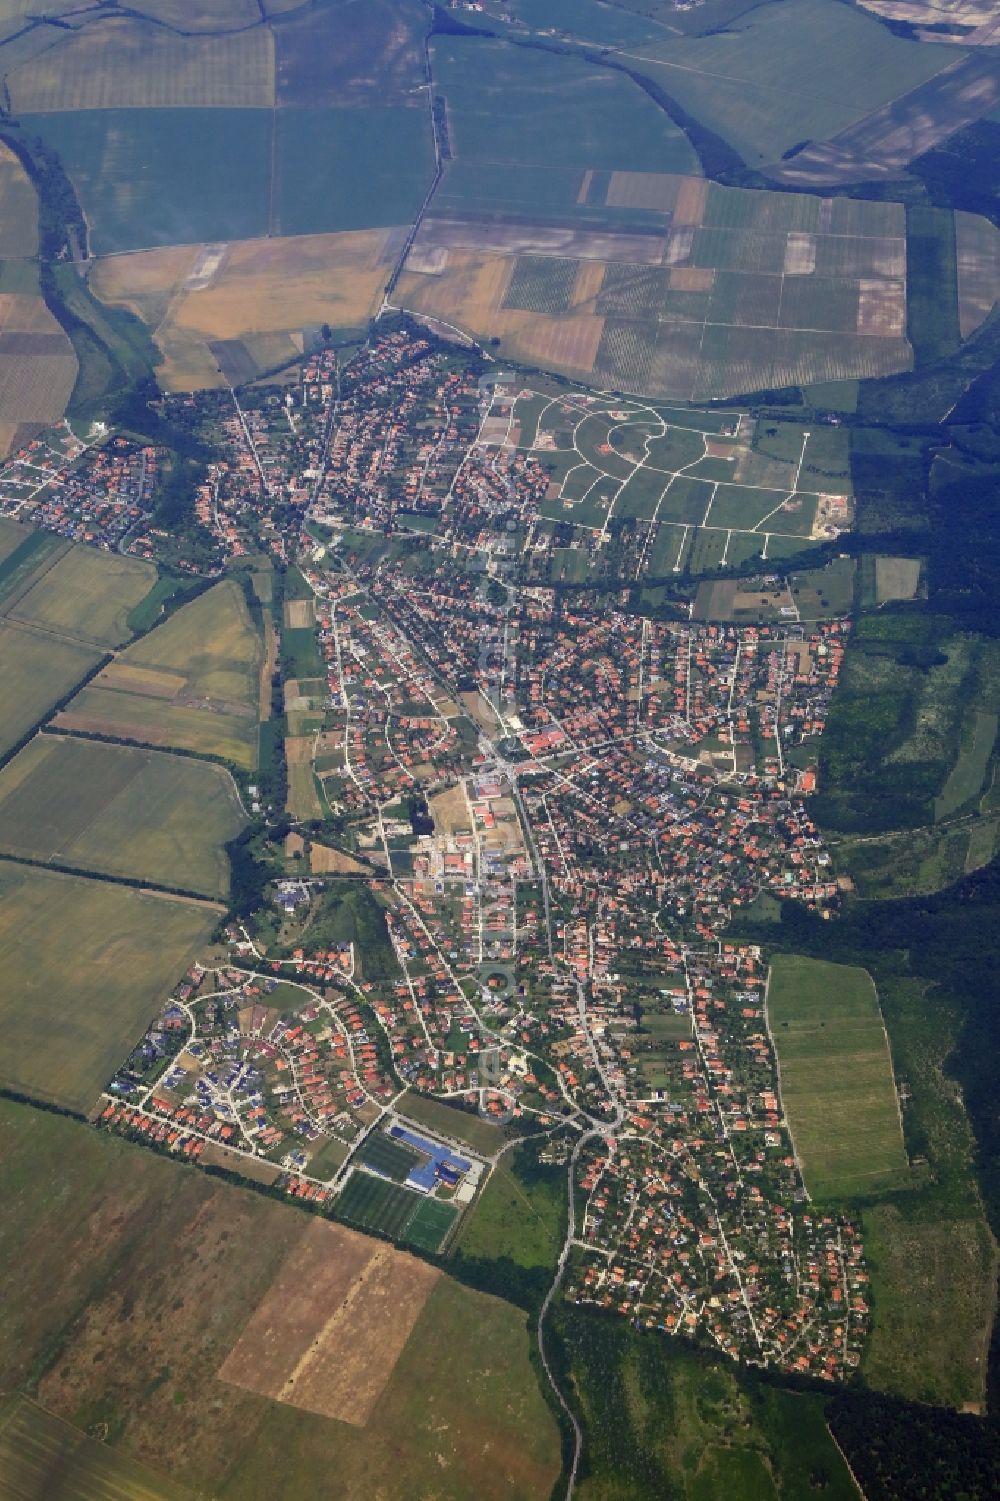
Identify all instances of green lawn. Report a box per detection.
[767,954,909,1200]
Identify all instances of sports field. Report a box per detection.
[0,736,244,895]
[0,1396,189,1501]
[335,1169,459,1252]
[767,955,910,1201]
[8,545,155,648]
[0,861,215,1112]
[0,622,99,758]
[56,579,263,768]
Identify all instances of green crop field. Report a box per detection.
[430,35,700,174]
[6,19,274,112]
[21,110,272,254]
[624,0,957,166]
[0,862,215,1112]
[767,955,909,1201]
[0,1395,190,1501]
[55,579,263,768]
[0,623,99,759]
[273,107,435,236]
[9,545,155,648]
[0,736,244,896]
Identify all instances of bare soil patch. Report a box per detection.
[219,1221,439,1425]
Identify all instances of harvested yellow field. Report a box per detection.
[674,175,709,226]
[571,260,606,308]
[0,347,76,426]
[7,18,275,111]
[0,144,37,258]
[89,244,201,329]
[310,843,367,875]
[606,170,687,213]
[399,250,603,373]
[94,230,399,392]
[397,247,514,324]
[495,309,604,376]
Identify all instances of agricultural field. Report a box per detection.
[612,0,964,167]
[219,1221,440,1425]
[0,240,77,439]
[430,35,701,176]
[0,142,37,257]
[767,955,909,1201]
[56,579,263,768]
[6,19,275,111]
[398,179,911,400]
[0,1098,560,1500]
[766,52,1000,189]
[130,0,261,28]
[0,862,215,1112]
[7,544,155,648]
[274,0,427,108]
[21,110,273,254]
[955,210,1000,338]
[92,230,401,392]
[0,736,244,896]
[272,106,435,236]
[0,622,98,758]
[0,1396,189,1501]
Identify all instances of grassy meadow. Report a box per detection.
[8,545,155,649]
[767,954,909,1201]
[0,736,244,896]
[57,579,263,768]
[0,1396,190,1501]
[0,862,215,1112]
[0,623,99,759]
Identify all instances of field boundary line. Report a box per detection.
[0,849,226,910]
